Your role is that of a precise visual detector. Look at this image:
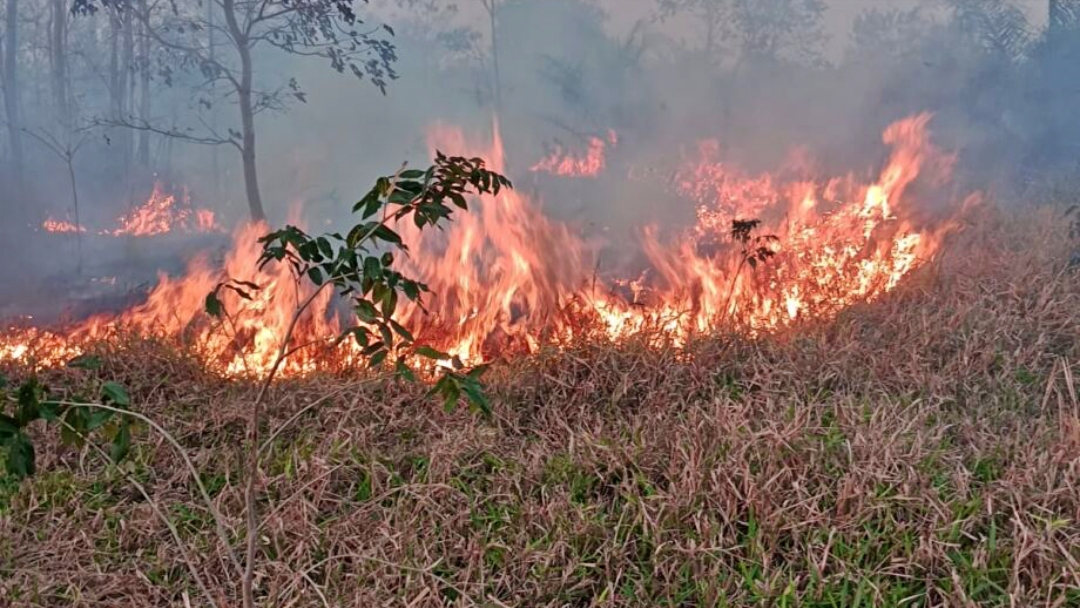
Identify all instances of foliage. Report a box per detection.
[731,0,826,65]
[945,0,1032,59]
[72,0,398,96]
[655,0,826,64]
[0,357,132,479]
[208,153,512,414]
[731,218,778,269]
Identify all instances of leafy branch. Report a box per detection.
[205,151,511,608]
[723,218,780,320]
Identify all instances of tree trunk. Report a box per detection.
[490,1,501,114]
[207,0,220,193]
[237,67,265,222]
[223,0,266,223]
[49,0,68,126]
[122,5,135,172]
[136,0,150,167]
[3,0,25,210]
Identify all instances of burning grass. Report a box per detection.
[1,206,1079,606]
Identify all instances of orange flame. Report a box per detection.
[41,218,86,233]
[530,129,618,177]
[1,114,971,375]
[106,183,221,237]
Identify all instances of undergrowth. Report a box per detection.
[1,206,1079,606]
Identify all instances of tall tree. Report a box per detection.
[76,0,397,222]
[134,0,148,166]
[2,0,24,214]
[478,0,502,113]
[946,0,1031,58]
[730,0,826,65]
[656,0,729,62]
[49,0,69,125]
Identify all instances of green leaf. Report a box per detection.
[462,381,491,416]
[342,326,370,348]
[394,359,418,382]
[369,349,389,369]
[39,400,64,422]
[205,291,225,319]
[101,382,131,407]
[363,256,383,281]
[67,354,102,370]
[389,188,414,205]
[307,267,324,285]
[399,169,425,180]
[448,191,468,210]
[60,421,84,447]
[110,420,132,463]
[317,237,334,259]
[416,346,451,360]
[373,224,403,245]
[0,414,18,440]
[6,433,35,478]
[60,407,86,446]
[390,320,414,342]
[355,300,379,323]
[378,323,394,349]
[16,382,40,426]
[380,288,398,318]
[432,376,461,412]
[85,407,114,431]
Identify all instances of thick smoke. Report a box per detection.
[0,0,1073,300]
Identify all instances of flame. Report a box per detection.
[40,184,221,238]
[1,114,970,376]
[41,218,86,233]
[530,129,617,177]
[106,183,221,237]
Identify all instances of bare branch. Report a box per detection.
[94,115,243,151]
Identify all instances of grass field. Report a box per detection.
[2,205,1080,607]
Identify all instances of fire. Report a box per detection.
[41,218,86,233]
[1,114,971,376]
[530,129,618,177]
[107,183,221,237]
[40,184,221,238]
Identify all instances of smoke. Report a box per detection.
[0,0,1073,296]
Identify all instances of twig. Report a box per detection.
[51,400,242,577]
[56,416,221,608]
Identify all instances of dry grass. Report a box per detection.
[2,205,1080,607]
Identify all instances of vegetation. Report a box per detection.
[2,152,511,608]
[2,204,1078,606]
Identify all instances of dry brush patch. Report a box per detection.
[2,206,1080,607]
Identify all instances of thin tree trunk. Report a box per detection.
[488,0,501,114]
[66,155,83,274]
[50,0,68,126]
[207,0,220,192]
[224,0,266,223]
[122,5,134,173]
[4,0,25,208]
[136,0,150,166]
